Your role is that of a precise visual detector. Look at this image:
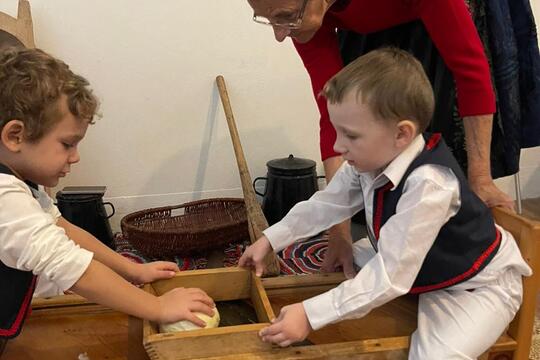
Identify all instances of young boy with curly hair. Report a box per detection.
[239,47,531,359]
[0,48,214,354]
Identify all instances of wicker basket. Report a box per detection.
[121,198,249,258]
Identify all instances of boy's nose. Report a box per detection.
[333,139,346,155]
[273,26,290,42]
[69,149,80,164]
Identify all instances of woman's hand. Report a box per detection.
[469,175,515,210]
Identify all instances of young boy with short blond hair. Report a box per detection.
[0,48,214,354]
[239,47,531,359]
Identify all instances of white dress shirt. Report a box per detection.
[0,174,93,294]
[263,136,531,330]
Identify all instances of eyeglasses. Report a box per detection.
[252,0,308,30]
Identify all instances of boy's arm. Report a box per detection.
[321,156,355,278]
[264,163,364,252]
[56,218,178,284]
[71,259,160,320]
[302,166,459,331]
[71,259,214,325]
[35,186,163,284]
[56,217,133,279]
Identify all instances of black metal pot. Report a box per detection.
[253,154,324,226]
[55,191,115,248]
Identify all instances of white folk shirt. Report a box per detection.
[263,135,531,331]
[0,174,93,295]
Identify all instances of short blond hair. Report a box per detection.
[323,47,434,132]
[0,48,99,142]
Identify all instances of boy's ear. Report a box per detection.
[395,120,417,148]
[1,120,26,152]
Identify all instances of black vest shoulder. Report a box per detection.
[0,164,37,339]
[372,134,500,293]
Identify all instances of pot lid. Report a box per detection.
[56,191,104,201]
[266,154,316,176]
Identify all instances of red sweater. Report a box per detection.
[294,0,496,161]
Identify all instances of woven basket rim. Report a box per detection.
[120,197,247,235]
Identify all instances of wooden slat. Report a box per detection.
[31,294,88,309]
[144,324,273,360]
[251,274,275,323]
[150,267,251,301]
[215,75,281,276]
[262,272,346,294]
[492,207,540,360]
[195,337,410,360]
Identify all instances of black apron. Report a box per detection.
[0,164,37,341]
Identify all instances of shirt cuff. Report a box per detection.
[302,290,340,330]
[457,90,496,117]
[33,276,65,298]
[263,222,294,252]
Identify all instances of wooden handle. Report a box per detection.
[216,75,281,276]
[0,0,35,48]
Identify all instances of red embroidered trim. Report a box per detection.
[373,182,394,239]
[426,133,442,150]
[410,229,501,294]
[0,275,36,337]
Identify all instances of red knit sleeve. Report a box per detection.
[419,0,496,116]
[293,21,343,161]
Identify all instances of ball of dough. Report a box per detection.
[159,308,220,333]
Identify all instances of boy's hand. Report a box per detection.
[130,261,180,284]
[238,236,272,277]
[259,303,312,347]
[158,287,215,327]
[322,224,355,279]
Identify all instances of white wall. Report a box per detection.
[0,0,321,231]
[0,0,539,231]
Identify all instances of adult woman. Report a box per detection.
[247,0,513,277]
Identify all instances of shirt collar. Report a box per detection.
[377,135,425,190]
[0,163,39,198]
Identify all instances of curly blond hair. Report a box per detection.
[0,48,99,142]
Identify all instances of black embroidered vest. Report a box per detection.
[371,134,500,294]
[0,164,37,339]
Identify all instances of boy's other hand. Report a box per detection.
[321,223,356,279]
[158,287,215,326]
[130,261,180,284]
[259,302,312,347]
[238,236,272,277]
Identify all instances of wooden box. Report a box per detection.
[136,206,540,359]
[142,267,275,360]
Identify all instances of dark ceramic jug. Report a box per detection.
[253,154,324,226]
[56,191,115,248]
